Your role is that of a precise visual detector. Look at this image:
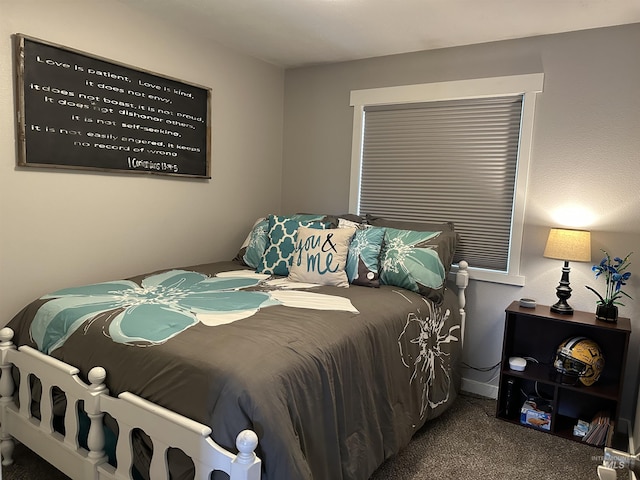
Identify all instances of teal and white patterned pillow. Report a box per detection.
[288,226,356,287]
[256,215,329,276]
[338,218,385,287]
[379,227,448,303]
[236,214,328,269]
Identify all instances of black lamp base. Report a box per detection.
[550,300,574,315]
[551,260,574,315]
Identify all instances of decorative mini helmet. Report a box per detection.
[554,336,604,386]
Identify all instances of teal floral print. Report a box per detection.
[243,217,269,268]
[30,269,356,354]
[380,229,446,293]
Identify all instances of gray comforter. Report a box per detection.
[7,260,462,480]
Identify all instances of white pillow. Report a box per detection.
[288,226,356,287]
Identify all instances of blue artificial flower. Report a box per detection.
[586,251,633,306]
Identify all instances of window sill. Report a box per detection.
[449,265,525,287]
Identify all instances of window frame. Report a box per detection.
[349,73,544,286]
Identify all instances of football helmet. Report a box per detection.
[554,336,604,386]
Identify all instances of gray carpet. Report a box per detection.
[2,394,626,480]
[369,394,626,480]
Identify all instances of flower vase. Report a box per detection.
[596,304,618,323]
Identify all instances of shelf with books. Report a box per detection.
[496,301,631,447]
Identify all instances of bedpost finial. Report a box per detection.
[456,260,469,289]
[88,367,107,389]
[235,429,258,463]
[0,328,14,344]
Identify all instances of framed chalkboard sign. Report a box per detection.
[14,34,211,178]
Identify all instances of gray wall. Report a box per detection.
[0,1,285,324]
[282,24,640,422]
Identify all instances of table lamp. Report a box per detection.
[543,228,591,315]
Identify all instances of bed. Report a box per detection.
[0,213,469,480]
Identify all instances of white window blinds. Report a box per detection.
[359,95,524,272]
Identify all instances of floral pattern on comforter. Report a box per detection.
[30,269,357,353]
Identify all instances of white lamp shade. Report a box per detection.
[543,228,591,262]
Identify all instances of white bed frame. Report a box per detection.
[0,262,469,480]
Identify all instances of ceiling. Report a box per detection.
[119,0,640,68]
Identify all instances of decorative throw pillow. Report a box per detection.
[235,214,328,269]
[338,218,385,287]
[288,226,356,287]
[368,216,458,275]
[234,216,269,268]
[256,215,329,276]
[379,227,450,303]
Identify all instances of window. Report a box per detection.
[349,74,544,285]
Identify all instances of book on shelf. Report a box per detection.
[606,420,616,448]
[581,411,611,447]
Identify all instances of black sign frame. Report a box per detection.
[14,34,211,179]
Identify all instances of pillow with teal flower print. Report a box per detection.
[288,226,356,287]
[379,227,448,303]
[338,218,385,288]
[234,216,269,268]
[256,215,329,276]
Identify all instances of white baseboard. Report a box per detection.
[461,378,498,399]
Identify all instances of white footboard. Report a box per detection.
[0,328,261,480]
